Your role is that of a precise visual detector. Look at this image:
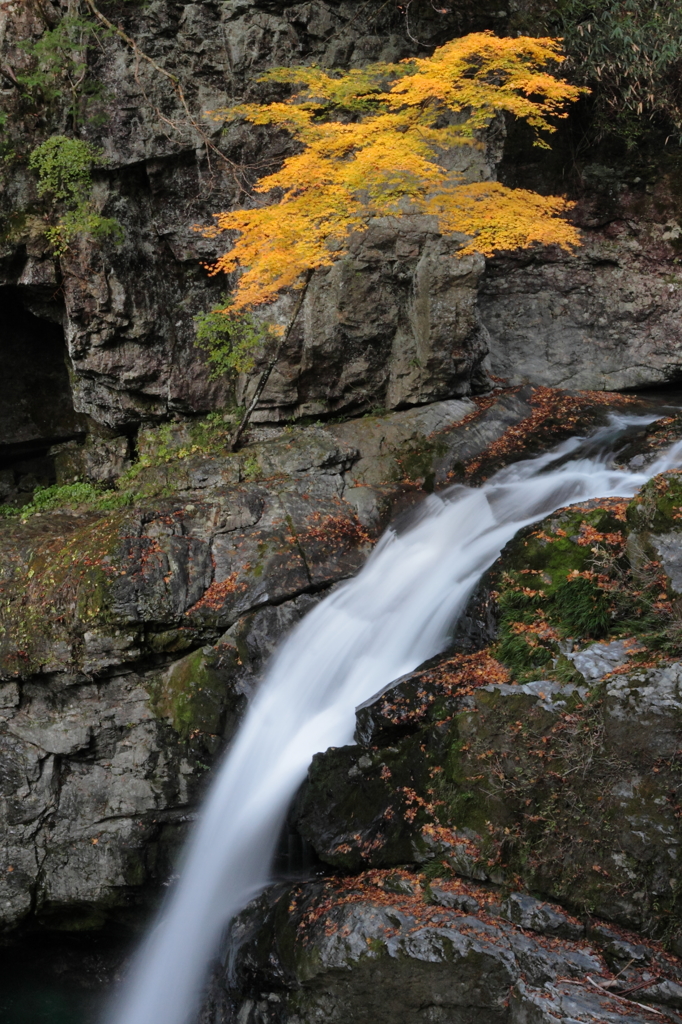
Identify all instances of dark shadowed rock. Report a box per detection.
[217,872,679,1024]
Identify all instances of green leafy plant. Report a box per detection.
[194,297,273,381]
[28,135,122,254]
[556,0,682,143]
[18,13,108,129]
[0,482,131,520]
[242,455,260,480]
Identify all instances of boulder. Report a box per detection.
[219,871,682,1024]
[293,479,682,939]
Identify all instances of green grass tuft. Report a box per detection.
[0,482,131,520]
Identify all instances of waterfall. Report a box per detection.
[106,413,682,1024]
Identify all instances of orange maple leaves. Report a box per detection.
[203,32,586,310]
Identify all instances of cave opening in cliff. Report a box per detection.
[0,285,86,504]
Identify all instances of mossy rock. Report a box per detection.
[455,675,682,938]
[0,511,127,677]
[627,471,682,533]
[483,493,682,680]
[151,643,245,746]
[295,736,440,871]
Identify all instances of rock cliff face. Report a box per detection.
[209,420,682,1024]
[4,1,682,1021]
[0,0,501,448]
[4,0,682,465]
[481,161,682,391]
[0,386,646,935]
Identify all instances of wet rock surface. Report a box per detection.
[0,385,652,938]
[217,870,682,1024]
[0,482,368,928]
[0,389,676,938]
[278,461,682,1005]
[0,386,554,933]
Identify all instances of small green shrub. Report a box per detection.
[18,14,107,128]
[242,455,260,480]
[0,482,131,520]
[556,0,682,143]
[194,297,274,380]
[29,136,101,204]
[28,136,122,254]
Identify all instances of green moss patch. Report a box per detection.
[149,642,247,755]
[491,496,677,679]
[0,511,127,676]
[627,471,682,532]
[395,437,448,491]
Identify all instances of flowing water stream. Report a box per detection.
[106,413,682,1024]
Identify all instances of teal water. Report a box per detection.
[0,936,120,1024]
[0,983,98,1024]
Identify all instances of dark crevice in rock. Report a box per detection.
[0,286,84,454]
[0,286,87,502]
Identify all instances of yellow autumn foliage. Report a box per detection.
[204,32,586,310]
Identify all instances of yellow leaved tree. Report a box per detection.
[202,31,585,446]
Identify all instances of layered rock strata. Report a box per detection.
[219,872,682,1024]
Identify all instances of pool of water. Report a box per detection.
[0,982,100,1024]
[0,934,124,1024]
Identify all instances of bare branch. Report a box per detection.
[81,0,246,189]
[230,269,314,451]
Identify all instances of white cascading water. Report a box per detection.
[107,413,682,1024]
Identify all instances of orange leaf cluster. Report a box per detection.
[301,512,372,548]
[203,33,586,310]
[464,386,636,477]
[576,523,625,550]
[187,571,248,614]
[371,649,510,733]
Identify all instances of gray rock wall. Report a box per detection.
[0,0,503,440]
[479,152,682,392]
[480,232,682,391]
[0,395,496,933]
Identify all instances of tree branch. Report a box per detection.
[230,269,314,452]
[82,0,182,94]
[81,0,245,187]
[0,64,21,89]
